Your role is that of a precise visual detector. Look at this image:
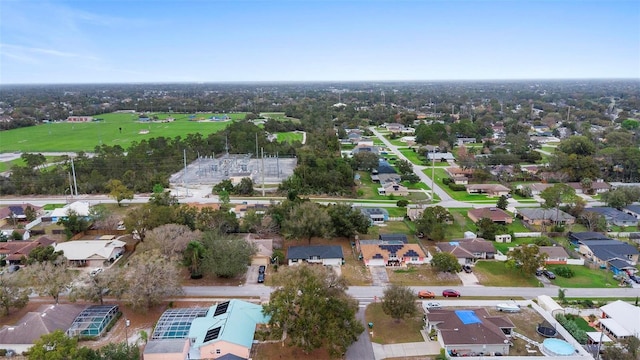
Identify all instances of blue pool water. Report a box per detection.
[542,338,576,356]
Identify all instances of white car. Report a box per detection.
[90,268,103,277]
[422,301,442,310]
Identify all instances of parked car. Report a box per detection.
[423,302,442,310]
[543,270,556,279]
[442,289,461,297]
[462,265,472,273]
[7,265,20,273]
[629,275,640,284]
[418,290,436,299]
[535,269,543,276]
[258,265,266,274]
[257,273,265,283]
[90,268,103,277]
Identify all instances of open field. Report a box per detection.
[474,261,543,287]
[276,132,304,143]
[260,112,301,123]
[0,112,245,152]
[386,265,462,286]
[546,265,618,288]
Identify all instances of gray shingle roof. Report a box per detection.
[582,239,639,261]
[286,245,344,260]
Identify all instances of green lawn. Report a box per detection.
[0,155,65,172]
[427,168,493,202]
[0,112,245,152]
[547,265,618,288]
[474,261,543,287]
[492,237,539,254]
[259,112,301,123]
[571,316,596,332]
[399,149,426,165]
[275,132,303,143]
[365,303,425,344]
[446,208,476,238]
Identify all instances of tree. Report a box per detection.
[183,240,206,278]
[0,274,30,316]
[25,262,74,304]
[579,212,607,232]
[26,245,64,264]
[138,224,201,260]
[71,269,123,305]
[415,206,453,241]
[28,330,83,360]
[24,205,37,222]
[242,211,278,237]
[496,195,509,210]
[327,203,370,239]
[381,284,417,321]
[602,186,640,209]
[195,207,239,233]
[540,183,577,226]
[395,159,413,175]
[282,202,331,244]
[106,179,134,206]
[235,177,254,195]
[122,250,183,311]
[476,218,509,241]
[57,209,90,239]
[97,342,140,360]
[262,264,363,358]
[351,151,380,171]
[201,233,256,278]
[507,245,547,275]
[430,252,461,273]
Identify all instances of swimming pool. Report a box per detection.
[541,338,576,356]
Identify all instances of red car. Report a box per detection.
[442,289,461,298]
[418,290,436,299]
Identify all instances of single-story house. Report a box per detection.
[54,239,126,268]
[517,208,575,226]
[243,234,274,266]
[378,182,409,197]
[286,245,344,266]
[425,308,514,357]
[623,204,640,219]
[0,236,56,265]
[377,160,397,174]
[50,201,91,222]
[360,208,389,224]
[524,183,554,196]
[538,246,569,265]
[0,304,87,354]
[453,176,469,185]
[426,152,456,162]
[357,235,428,266]
[144,300,269,360]
[465,184,511,197]
[0,203,43,226]
[406,207,425,221]
[567,181,611,194]
[445,167,474,178]
[351,144,379,156]
[436,238,496,265]
[385,123,405,133]
[456,137,476,145]
[578,239,639,269]
[232,203,269,219]
[567,231,609,245]
[584,207,638,227]
[599,300,640,340]
[378,173,402,185]
[467,207,512,224]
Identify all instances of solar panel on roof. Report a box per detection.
[213,301,230,316]
[203,326,221,342]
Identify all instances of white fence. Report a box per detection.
[566,259,585,265]
[513,232,542,238]
[25,218,42,230]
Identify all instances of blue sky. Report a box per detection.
[1,0,639,84]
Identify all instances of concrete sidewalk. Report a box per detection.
[371,330,441,360]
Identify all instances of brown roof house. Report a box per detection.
[0,236,56,265]
[425,308,514,357]
[465,184,511,197]
[358,238,428,267]
[0,304,86,354]
[378,182,409,197]
[517,208,575,226]
[243,233,274,266]
[467,207,513,224]
[436,238,496,265]
[538,246,570,265]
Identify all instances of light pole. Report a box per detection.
[125,318,130,348]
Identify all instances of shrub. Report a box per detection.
[448,183,467,191]
[556,313,588,344]
[553,266,575,278]
[396,199,409,208]
[442,177,451,185]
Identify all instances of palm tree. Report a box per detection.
[183,241,205,279]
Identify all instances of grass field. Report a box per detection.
[398,148,426,165]
[427,168,493,201]
[260,112,301,123]
[365,303,425,344]
[0,112,245,152]
[474,261,543,287]
[547,265,618,288]
[275,132,304,143]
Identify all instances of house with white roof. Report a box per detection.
[599,300,640,340]
[54,239,126,268]
[50,201,91,222]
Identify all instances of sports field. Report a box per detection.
[260,112,301,123]
[0,112,246,153]
[276,132,304,143]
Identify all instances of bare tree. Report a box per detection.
[138,224,201,260]
[24,262,74,304]
[0,274,30,315]
[122,250,183,311]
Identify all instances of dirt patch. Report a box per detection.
[252,342,332,360]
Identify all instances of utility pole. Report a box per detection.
[70,158,78,196]
[261,148,265,197]
[431,149,435,203]
[183,149,188,197]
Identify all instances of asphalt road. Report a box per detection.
[345,307,375,360]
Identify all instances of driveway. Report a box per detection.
[457,269,482,286]
[345,307,375,360]
[369,266,389,286]
[245,265,259,285]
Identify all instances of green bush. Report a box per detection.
[556,313,588,344]
[396,199,409,208]
[0,349,6,356]
[448,183,467,191]
[442,177,451,185]
[552,266,575,278]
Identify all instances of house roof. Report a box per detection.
[467,207,511,222]
[426,152,455,161]
[377,160,397,174]
[189,300,270,349]
[54,240,126,261]
[360,243,426,262]
[600,300,640,336]
[608,258,635,270]
[568,231,609,242]
[585,207,638,222]
[624,205,640,214]
[538,246,569,259]
[360,208,389,217]
[427,308,513,346]
[517,208,575,222]
[143,339,189,354]
[581,239,639,261]
[437,238,496,259]
[0,237,56,261]
[0,204,42,219]
[526,183,553,192]
[0,304,86,344]
[286,245,344,260]
[50,201,91,217]
[465,184,511,192]
[379,233,408,243]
